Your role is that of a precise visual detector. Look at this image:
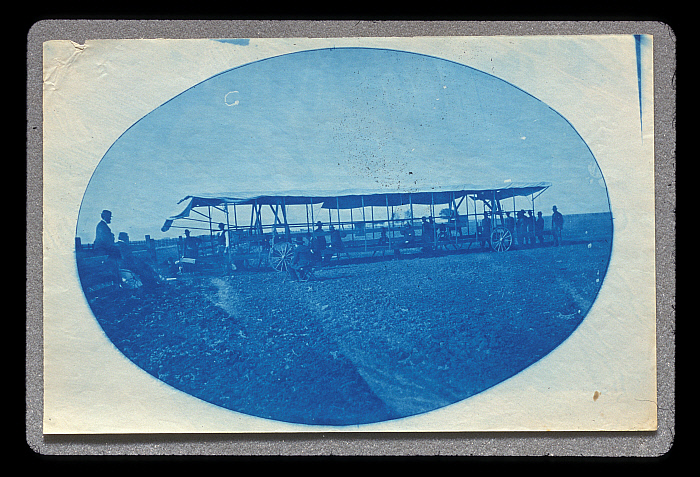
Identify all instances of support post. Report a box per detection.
[225,202,231,271]
[336,197,341,230]
[385,194,392,250]
[145,234,156,261]
[208,206,214,255]
[362,196,367,252]
[310,198,315,233]
[281,197,290,241]
[431,192,436,248]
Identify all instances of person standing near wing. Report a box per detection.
[552,205,565,246]
[312,221,327,262]
[535,211,545,244]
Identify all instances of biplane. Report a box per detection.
[161,182,551,272]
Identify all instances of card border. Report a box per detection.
[26,19,676,457]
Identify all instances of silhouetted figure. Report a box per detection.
[535,211,545,244]
[289,237,314,281]
[312,221,327,260]
[505,211,515,234]
[117,232,161,289]
[94,209,120,258]
[329,224,344,257]
[481,212,492,248]
[526,210,536,245]
[515,210,526,246]
[182,229,201,272]
[452,210,464,237]
[214,223,232,273]
[401,221,415,245]
[215,223,228,255]
[552,205,565,246]
[437,223,449,242]
[421,216,435,246]
[377,227,388,246]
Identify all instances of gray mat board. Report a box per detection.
[26,19,676,457]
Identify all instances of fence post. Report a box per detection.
[75,237,82,253]
[145,235,157,261]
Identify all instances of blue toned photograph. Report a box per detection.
[74,46,613,426]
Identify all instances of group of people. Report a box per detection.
[92,209,164,289]
[287,221,353,280]
[511,209,544,246]
[93,210,233,287]
[91,203,566,288]
[309,221,345,261]
[480,205,564,247]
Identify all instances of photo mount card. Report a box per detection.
[38,33,661,435]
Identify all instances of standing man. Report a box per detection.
[215,222,231,274]
[525,210,536,245]
[480,212,491,249]
[312,221,327,261]
[515,210,526,246]
[535,211,545,244]
[215,223,228,255]
[505,211,515,235]
[552,205,565,246]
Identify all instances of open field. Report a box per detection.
[84,213,612,425]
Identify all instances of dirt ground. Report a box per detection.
[87,223,612,426]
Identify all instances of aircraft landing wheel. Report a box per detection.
[269,242,294,271]
[490,227,513,252]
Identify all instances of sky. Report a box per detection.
[76,46,613,242]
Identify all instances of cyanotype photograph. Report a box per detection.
[42,35,657,433]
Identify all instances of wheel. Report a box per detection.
[269,241,294,271]
[490,226,513,252]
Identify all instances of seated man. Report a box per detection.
[377,227,388,246]
[328,225,345,259]
[401,222,415,245]
[182,229,201,273]
[116,232,162,289]
[289,237,314,281]
[421,216,436,245]
[437,223,450,243]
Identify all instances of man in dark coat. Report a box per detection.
[329,225,345,256]
[312,221,327,261]
[535,211,545,244]
[525,210,536,245]
[289,237,314,281]
[94,209,120,258]
[182,229,201,272]
[552,205,565,246]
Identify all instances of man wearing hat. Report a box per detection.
[94,209,119,258]
[289,237,314,281]
[552,205,564,246]
[312,221,327,261]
